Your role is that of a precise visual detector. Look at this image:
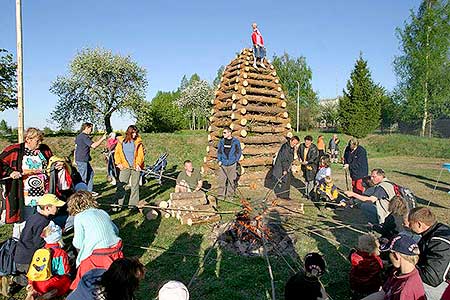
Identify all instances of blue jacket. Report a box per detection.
[217,137,241,166]
[344,145,368,180]
[66,268,106,300]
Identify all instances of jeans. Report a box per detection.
[253,45,266,59]
[360,202,379,224]
[76,161,94,192]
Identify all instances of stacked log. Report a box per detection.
[160,192,220,226]
[203,48,292,176]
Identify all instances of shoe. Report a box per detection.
[91,191,99,197]
[260,62,266,68]
[253,62,258,69]
[110,178,116,185]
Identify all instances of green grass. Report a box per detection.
[0,131,449,300]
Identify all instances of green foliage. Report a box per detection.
[136,91,186,133]
[177,79,213,130]
[319,100,340,128]
[394,0,450,135]
[0,49,17,111]
[339,54,381,138]
[50,48,148,132]
[213,65,225,89]
[380,89,399,132]
[272,52,319,130]
[0,119,12,134]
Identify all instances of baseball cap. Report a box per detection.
[158,281,189,300]
[380,234,420,256]
[304,252,326,277]
[37,194,65,207]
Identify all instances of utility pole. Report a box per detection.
[16,0,24,142]
[296,80,300,132]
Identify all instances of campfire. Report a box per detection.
[214,198,297,257]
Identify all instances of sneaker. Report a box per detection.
[253,62,258,69]
[91,191,99,197]
[260,62,266,68]
[110,178,116,185]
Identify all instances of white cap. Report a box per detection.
[158,281,189,300]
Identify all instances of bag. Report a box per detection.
[380,181,417,210]
[0,238,18,276]
[27,248,52,282]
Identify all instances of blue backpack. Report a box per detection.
[0,238,18,276]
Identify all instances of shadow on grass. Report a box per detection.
[414,194,448,209]
[115,210,162,258]
[419,180,450,193]
[141,232,202,299]
[393,170,449,186]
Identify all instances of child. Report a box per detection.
[13,194,65,286]
[349,233,383,299]
[317,176,344,207]
[369,196,408,241]
[158,281,190,300]
[285,252,329,300]
[26,222,71,300]
[362,234,425,300]
[315,156,331,184]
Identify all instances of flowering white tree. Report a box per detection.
[176,79,213,130]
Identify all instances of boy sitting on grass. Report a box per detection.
[13,194,65,286]
[317,176,346,208]
[362,234,425,300]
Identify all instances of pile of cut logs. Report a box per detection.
[203,48,292,177]
[159,191,220,226]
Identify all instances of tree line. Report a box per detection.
[0,0,448,137]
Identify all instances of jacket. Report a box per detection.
[272,142,295,180]
[417,222,450,287]
[298,143,319,181]
[349,250,383,294]
[217,137,241,166]
[114,136,145,169]
[344,145,368,180]
[66,268,106,300]
[0,143,53,223]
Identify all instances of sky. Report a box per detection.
[0,0,421,130]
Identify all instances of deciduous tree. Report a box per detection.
[50,48,148,132]
[0,49,17,111]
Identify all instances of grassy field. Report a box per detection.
[0,131,449,300]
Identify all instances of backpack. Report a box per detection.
[0,238,18,276]
[379,181,416,211]
[27,248,52,281]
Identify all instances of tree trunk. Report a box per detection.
[104,113,113,133]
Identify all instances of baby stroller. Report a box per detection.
[141,153,168,185]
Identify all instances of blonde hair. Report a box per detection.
[398,253,419,265]
[41,224,64,247]
[67,191,98,215]
[409,207,436,226]
[358,233,379,255]
[25,127,44,141]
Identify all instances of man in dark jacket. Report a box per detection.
[270,136,299,199]
[217,126,242,200]
[408,207,450,300]
[343,138,368,195]
[298,136,319,200]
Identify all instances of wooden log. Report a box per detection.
[244,95,282,105]
[225,63,241,73]
[181,214,221,226]
[241,135,287,144]
[215,92,236,102]
[214,100,234,110]
[242,145,279,156]
[222,69,240,79]
[246,72,275,81]
[244,87,281,97]
[210,119,232,127]
[213,110,233,118]
[243,104,285,115]
[170,192,206,201]
[240,114,290,124]
[231,124,287,134]
[244,79,281,90]
[240,156,274,167]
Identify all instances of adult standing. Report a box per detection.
[298,135,319,200]
[343,138,368,195]
[251,22,266,69]
[0,128,62,234]
[328,134,340,163]
[270,136,300,199]
[114,125,145,209]
[217,126,242,200]
[74,123,106,195]
[408,207,450,300]
[316,135,326,159]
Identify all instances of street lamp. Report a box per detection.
[295,80,300,133]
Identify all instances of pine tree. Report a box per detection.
[339,54,381,138]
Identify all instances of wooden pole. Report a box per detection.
[16,0,24,142]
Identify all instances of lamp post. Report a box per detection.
[295,80,300,133]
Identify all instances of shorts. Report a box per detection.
[253,45,266,59]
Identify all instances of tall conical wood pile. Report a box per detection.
[202,48,293,181]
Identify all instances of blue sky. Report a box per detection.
[0,0,420,130]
